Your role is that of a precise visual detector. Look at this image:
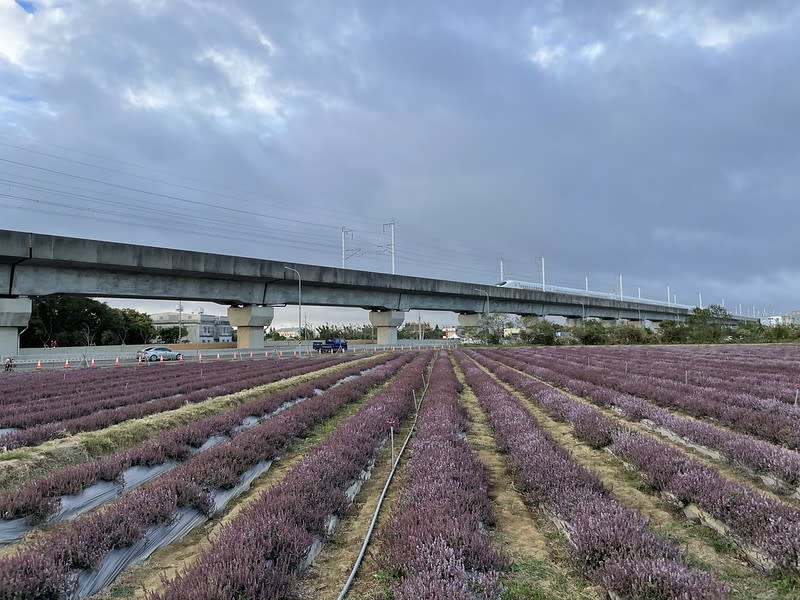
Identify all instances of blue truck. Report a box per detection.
[312,337,348,353]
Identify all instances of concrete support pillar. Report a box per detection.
[227,305,274,350]
[369,310,406,345]
[565,317,583,328]
[457,313,481,327]
[0,297,32,358]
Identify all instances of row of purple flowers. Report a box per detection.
[456,351,727,599]
[147,352,432,600]
[375,353,505,598]
[471,350,800,573]
[0,353,418,599]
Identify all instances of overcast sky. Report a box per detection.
[1,0,798,327]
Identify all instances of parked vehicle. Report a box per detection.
[135,346,157,361]
[139,346,183,362]
[312,338,348,353]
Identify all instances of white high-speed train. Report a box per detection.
[495,280,690,309]
[496,280,542,289]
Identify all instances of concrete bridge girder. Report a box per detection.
[227,305,274,350]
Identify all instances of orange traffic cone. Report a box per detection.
[216,353,221,361]
[114,357,120,367]
[264,351,269,359]
[178,354,184,362]
[249,352,253,359]
[35,360,41,370]
[90,358,96,367]
[159,355,164,363]
[279,351,283,358]
[198,353,203,363]
[64,359,70,369]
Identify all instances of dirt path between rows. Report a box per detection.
[467,354,795,600]
[296,411,415,600]
[96,379,388,600]
[453,357,600,600]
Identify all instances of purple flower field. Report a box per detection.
[1,344,797,599]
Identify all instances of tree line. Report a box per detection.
[477,305,800,346]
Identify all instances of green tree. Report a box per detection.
[521,317,556,345]
[685,305,729,343]
[658,320,688,344]
[609,323,653,345]
[119,308,156,344]
[571,320,610,345]
[266,327,284,341]
[157,326,187,344]
[20,296,142,348]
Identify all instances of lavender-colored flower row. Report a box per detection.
[454,351,727,599]
[0,352,418,599]
[470,351,800,572]
[1,356,357,450]
[540,345,800,405]
[376,353,506,599]
[146,351,432,600]
[0,353,400,524]
[517,347,800,431]
[486,348,800,486]
[1,356,333,417]
[500,346,800,449]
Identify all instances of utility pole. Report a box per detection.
[585,275,589,293]
[538,256,545,291]
[383,220,396,275]
[698,292,703,309]
[619,274,623,300]
[341,227,351,269]
[667,285,671,306]
[418,312,423,340]
[500,257,504,282]
[176,300,184,343]
[637,287,641,300]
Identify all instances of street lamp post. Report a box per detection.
[284,266,302,342]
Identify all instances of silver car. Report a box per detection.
[140,346,183,362]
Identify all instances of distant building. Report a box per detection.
[273,327,301,339]
[149,310,233,343]
[442,326,459,340]
[786,311,800,326]
[762,315,788,327]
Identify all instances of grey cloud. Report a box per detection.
[1,0,798,319]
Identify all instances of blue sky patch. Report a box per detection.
[15,0,36,14]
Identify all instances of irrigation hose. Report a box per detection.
[336,359,433,600]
